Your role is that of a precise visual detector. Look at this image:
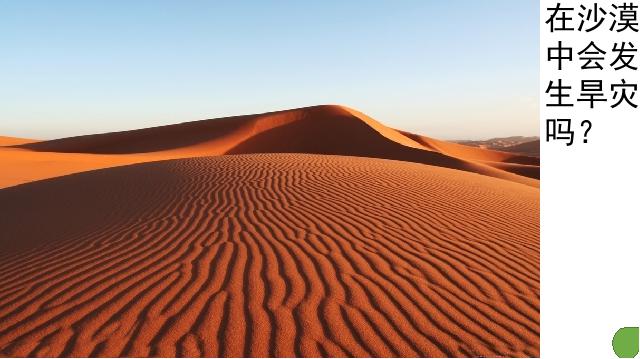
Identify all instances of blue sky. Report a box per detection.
[0,0,538,140]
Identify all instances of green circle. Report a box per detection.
[613,327,640,358]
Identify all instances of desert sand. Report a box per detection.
[0,137,38,146]
[0,105,539,357]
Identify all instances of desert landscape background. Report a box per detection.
[453,137,540,157]
[0,105,539,357]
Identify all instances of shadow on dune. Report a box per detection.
[226,114,485,174]
[225,114,537,183]
[0,161,180,255]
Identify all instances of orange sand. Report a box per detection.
[0,136,38,146]
[0,106,539,357]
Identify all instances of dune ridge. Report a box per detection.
[0,154,539,357]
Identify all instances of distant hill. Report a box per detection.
[454,136,540,157]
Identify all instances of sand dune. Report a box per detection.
[399,131,539,172]
[400,132,538,165]
[10,105,539,188]
[0,154,539,357]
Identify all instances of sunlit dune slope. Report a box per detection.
[12,105,539,187]
[0,136,38,147]
[0,154,539,357]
